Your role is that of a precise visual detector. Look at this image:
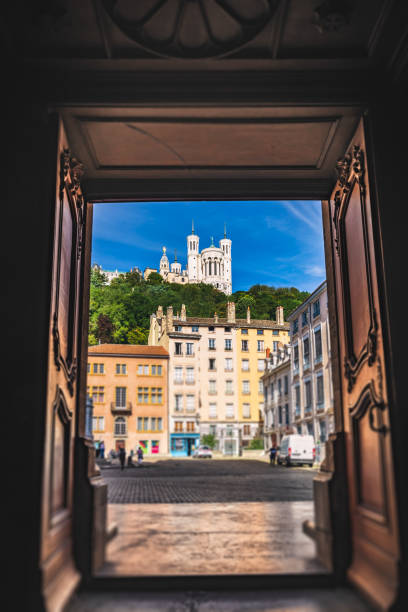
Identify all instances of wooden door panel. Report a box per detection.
[329,119,399,609]
[41,120,85,610]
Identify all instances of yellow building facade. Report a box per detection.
[87,344,169,456]
[236,307,290,438]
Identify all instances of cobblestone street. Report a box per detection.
[101,459,316,504]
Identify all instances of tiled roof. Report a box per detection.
[88,344,168,357]
[171,317,289,330]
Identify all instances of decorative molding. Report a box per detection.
[49,386,73,527]
[52,149,85,395]
[349,360,387,436]
[101,0,278,59]
[331,144,378,392]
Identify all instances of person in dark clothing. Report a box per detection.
[118,446,126,470]
[137,446,144,466]
[99,441,105,459]
[269,446,277,465]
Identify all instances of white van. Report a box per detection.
[277,434,315,467]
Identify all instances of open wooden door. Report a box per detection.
[327,119,400,609]
[40,119,88,610]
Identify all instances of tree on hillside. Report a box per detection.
[96,313,114,344]
[127,327,149,345]
[146,272,163,285]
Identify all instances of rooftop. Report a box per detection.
[88,344,169,357]
[170,317,289,331]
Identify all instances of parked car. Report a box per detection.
[193,445,213,458]
[277,434,315,467]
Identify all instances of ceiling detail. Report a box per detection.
[101,0,278,58]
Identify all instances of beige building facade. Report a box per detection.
[149,302,290,454]
[262,345,293,449]
[87,344,169,456]
[287,281,334,462]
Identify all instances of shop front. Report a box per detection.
[170,433,200,457]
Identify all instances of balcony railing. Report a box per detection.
[295,407,301,419]
[316,402,325,413]
[111,401,132,414]
[304,405,313,416]
[314,354,323,365]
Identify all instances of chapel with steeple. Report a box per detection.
[155,223,232,295]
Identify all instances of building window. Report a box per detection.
[151,364,163,376]
[209,326,215,332]
[292,319,298,334]
[241,340,249,351]
[273,330,279,335]
[92,363,104,374]
[209,358,216,371]
[225,358,233,371]
[258,380,263,394]
[257,329,264,335]
[192,325,199,332]
[241,359,249,371]
[314,326,322,363]
[186,422,195,432]
[175,342,182,355]
[226,380,233,394]
[302,311,308,327]
[278,406,282,425]
[174,421,183,432]
[186,395,195,412]
[242,403,250,418]
[226,403,235,418]
[92,416,105,432]
[243,424,251,435]
[186,343,194,355]
[209,403,217,418]
[316,375,324,407]
[293,344,299,371]
[257,359,265,371]
[157,417,163,431]
[115,387,127,408]
[225,338,232,350]
[186,367,195,383]
[209,424,217,436]
[313,299,320,318]
[137,364,143,374]
[209,380,217,394]
[175,394,183,412]
[137,387,149,403]
[224,327,231,334]
[87,363,90,373]
[241,328,248,335]
[257,340,265,352]
[285,403,289,425]
[305,380,312,411]
[116,363,127,375]
[114,417,127,436]
[137,364,149,375]
[242,380,250,394]
[319,419,327,442]
[284,375,288,395]
[151,387,163,404]
[303,336,310,368]
[272,341,278,351]
[269,382,274,400]
[209,338,216,350]
[174,367,183,383]
[137,417,143,431]
[295,386,301,418]
[175,325,182,331]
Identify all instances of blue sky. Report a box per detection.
[91,201,326,293]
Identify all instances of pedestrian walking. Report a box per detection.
[137,446,144,466]
[269,446,277,465]
[127,449,134,467]
[95,440,100,458]
[118,446,126,470]
[99,440,105,459]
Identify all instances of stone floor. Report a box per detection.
[66,588,373,611]
[98,501,323,576]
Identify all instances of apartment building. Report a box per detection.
[262,345,293,449]
[149,301,290,454]
[287,281,334,461]
[87,344,169,456]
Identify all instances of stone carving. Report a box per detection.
[102,0,277,59]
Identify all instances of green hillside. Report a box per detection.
[88,268,310,345]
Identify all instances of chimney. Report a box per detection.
[156,305,163,319]
[266,347,270,358]
[227,301,236,323]
[180,304,187,321]
[214,312,218,323]
[166,306,174,331]
[276,305,284,326]
[246,306,251,324]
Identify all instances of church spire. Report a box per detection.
[174,249,177,262]
[224,222,227,239]
[191,219,194,235]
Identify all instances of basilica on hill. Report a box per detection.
[146,223,232,295]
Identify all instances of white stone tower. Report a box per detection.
[170,249,182,275]
[187,220,201,282]
[219,223,232,295]
[159,246,169,277]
